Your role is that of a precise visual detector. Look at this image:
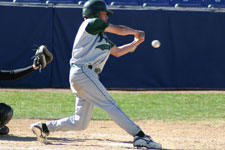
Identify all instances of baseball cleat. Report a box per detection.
[31,122,50,144]
[133,135,162,149]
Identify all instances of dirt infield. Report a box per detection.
[0,119,225,150]
[1,89,225,149]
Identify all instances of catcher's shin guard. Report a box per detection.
[0,126,9,135]
[0,103,13,128]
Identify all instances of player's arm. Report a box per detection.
[0,65,38,80]
[105,24,145,57]
[105,24,143,38]
[110,37,144,57]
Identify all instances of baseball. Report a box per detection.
[151,40,161,48]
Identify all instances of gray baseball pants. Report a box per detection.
[46,65,141,136]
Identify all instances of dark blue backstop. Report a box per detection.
[0,4,225,89]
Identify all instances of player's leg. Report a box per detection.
[31,95,94,143]
[70,66,140,135]
[72,66,161,149]
[46,96,94,132]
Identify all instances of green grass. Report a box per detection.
[0,91,225,122]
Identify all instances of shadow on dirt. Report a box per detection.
[0,135,77,142]
[0,135,36,141]
[0,135,177,150]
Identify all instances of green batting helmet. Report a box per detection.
[82,0,113,18]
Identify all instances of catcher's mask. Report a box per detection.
[82,0,113,19]
[0,103,13,128]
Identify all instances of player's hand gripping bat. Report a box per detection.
[130,31,145,53]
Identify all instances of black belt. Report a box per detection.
[88,65,93,69]
[71,64,100,73]
[88,65,101,74]
[70,64,92,69]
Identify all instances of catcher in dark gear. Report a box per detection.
[0,45,53,135]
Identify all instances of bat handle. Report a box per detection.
[139,32,145,37]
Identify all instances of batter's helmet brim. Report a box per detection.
[106,9,113,15]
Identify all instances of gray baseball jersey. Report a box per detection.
[70,18,115,74]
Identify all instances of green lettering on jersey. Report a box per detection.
[95,33,115,51]
[96,44,111,51]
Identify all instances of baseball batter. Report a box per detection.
[31,0,162,149]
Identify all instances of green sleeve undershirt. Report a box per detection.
[86,18,109,35]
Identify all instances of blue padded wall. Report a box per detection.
[1,5,225,89]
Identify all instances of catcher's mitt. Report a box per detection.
[33,45,53,69]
